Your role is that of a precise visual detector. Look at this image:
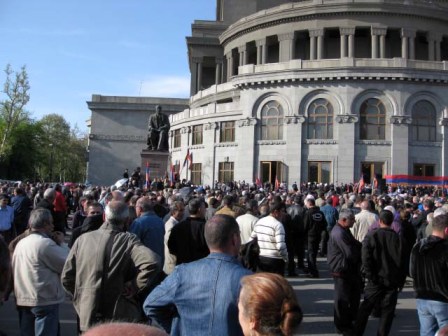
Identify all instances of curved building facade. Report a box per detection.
[169,0,448,187]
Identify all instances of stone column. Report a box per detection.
[428,32,436,61]
[190,61,198,96]
[238,45,247,67]
[335,115,358,182]
[236,118,257,183]
[256,38,267,65]
[435,36,442,61]
[401,29,413,59]
[340,28,355,58]
[371,27,387,59]
[203,122,218,184]
[409,31,416,60]
[226,52,233,79]
[310,29,324,60]
[278,32,295,62]
[348,33,355,58]
[197,61,203,91]
[215,57,223,85]
[390,116,411,175]
[285,116,305,186]
[440,117,448,177]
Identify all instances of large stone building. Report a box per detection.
[88,0,448,187]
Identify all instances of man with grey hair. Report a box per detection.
[327,208,362,335]
[130,196,165,265]
[144,214,251,335]
[62,201,161,333]
[163,200,185,274]
[35,188,56,220]
[13,208,69,335]
[351,200,379,242]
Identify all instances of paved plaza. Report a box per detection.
[0,257,419,336]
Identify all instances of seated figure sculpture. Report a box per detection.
[147,105,170,151]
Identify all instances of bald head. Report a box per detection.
[83,323,168,336]
[360,200,370,211]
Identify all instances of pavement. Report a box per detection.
[0,257,419,336]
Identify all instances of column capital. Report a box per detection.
[401,28,416,38]
[204,122,219,130]
[237,117,258,127]
[309,28,324,37]
[215,57,224,64]
[256,38,267,47]
[336,114,358,124]
[191,57,203,63]
[225,52,232,60]
[428,31,442,42]
[285,115,305,124]
[278,32,295,42]
[371,27,387,36]
[180,126,191,134]
[390,116,412,125]
[439,118,448,126]
[238,45,247,53]
[339,27,355,36]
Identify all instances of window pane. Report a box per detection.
[261,101,284,140]
[360,98,385,140]
[412,100,437,141]
[307,98,334,139]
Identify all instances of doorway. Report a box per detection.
[361,162,384,184]
[260,161,286,185]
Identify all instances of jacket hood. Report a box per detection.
[418,235,445,254]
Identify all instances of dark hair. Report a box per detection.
[307,198,316,206]
[208,197,219,208]
[379,210,394,226]
[433,214,448,232]
[239,273,303,336]
[188,198,204,215]
[269,199,285,214]
[204,214,239,249]
[222,195,234,207]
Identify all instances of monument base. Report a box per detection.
[141,149,170,180]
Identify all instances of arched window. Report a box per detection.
[411,100,437,142]
[261,101,284,140]
[360,98,386,140]
[307,98,333,139]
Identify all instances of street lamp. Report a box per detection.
[49,143,54,182]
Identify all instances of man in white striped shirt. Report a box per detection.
[250,198,288,275]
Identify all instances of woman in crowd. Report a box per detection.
[238,273,303,336]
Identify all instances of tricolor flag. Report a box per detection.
[275,176,280,191]
[373,176,378,189]
[255,176,262,188]
[183,149,192,169]
[357,175,365,194]
[145,162,150,189]
[169,163,175,185]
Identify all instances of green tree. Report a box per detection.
[0,65,30,158]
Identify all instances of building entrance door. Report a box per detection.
[361,162,384,184]
[261,161,286,185]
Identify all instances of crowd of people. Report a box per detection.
[0,178,447,336]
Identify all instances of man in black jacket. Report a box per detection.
[353,210,407,336]
[327,209,362,335]
[410,213,448,336]
[304,197,327,278]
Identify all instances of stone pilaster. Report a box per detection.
[236,118,257,182]
[256,39,267,65]
[309,29,324,60]
[401,29,415,59]
[390,116,411,175]
[215,57,223,85]
[278,32,295,62]
[440,118,448,176]
[238,45,247,67]
[285,116,305,185]
[340,28,355,58]
[226,52,234,79]
[336,115,358,182]
[371,27,387,59]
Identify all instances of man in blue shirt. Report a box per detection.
[130,197,165,265]
[0,195,14,243]
[144,214,251,336]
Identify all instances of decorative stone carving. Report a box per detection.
[371,27,387,36]
[277,32,295,41]
[305,139,338,145]
[215,143,238,148]
[180,126,191,134]
[89,134,146,142]
[339,27,355,36]
[356,140,392,146]
[390,116,412,125]
[401,28,416,38]
[237,118,258,127]
[309,29,324,37]
[190,145,205,150]
[204,122,219,130]
[335,114,358,123]
[439,118,448,126]
[257,140,286,146]
[285,116,305,124]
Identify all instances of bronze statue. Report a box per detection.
[147,105,170,151]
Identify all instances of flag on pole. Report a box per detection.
[169,163,175,185]
[145,161,150,189]
[183,149,192,169]
[373,176,378,189]
[255,176,262,188]
[275,176,280,191]
[189,151,193,170]
[358,175,365,194]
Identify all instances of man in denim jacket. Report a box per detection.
[144,214,252,335]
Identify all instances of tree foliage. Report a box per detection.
[0,64,30,158]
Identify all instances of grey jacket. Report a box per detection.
[61,222,161,331]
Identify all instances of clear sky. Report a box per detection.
[0,1,216,131]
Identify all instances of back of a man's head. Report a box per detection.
[205,214,239,252]
[432,214,448,233]
[379,210,394,226]
[29,208,52,230]
[105,201,129,227]
[188,198,204,216]
[270,199,285,214]
[83,323,168,336]
[137,196,154,213]
[222,195,233,207]
[43,188,55,201]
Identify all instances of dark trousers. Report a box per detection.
[307,239,320,276]
[320,229,330,256]
[258,256,285,276]
[334,276,361,333]
[354,282,399,336]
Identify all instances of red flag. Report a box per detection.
[358,176,365,194]
[255,177,262,188]
[182,149,190,169]
[275,176,280,190]
[145,162,150,189]
[373,176,378,189]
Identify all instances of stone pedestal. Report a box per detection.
[141,150,169,179]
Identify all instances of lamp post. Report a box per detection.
[49,143,54,182]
